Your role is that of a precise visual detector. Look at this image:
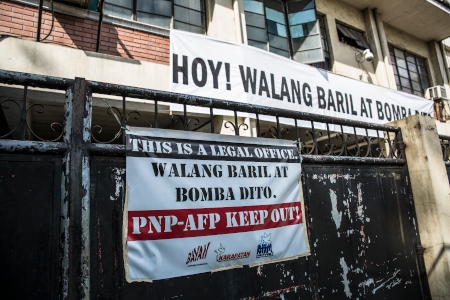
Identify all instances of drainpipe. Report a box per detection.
[36,0,44,42]
[373,9,397,90]
[96,0,104,53]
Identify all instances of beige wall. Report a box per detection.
[316,0,378,85]
[0,37,170,91]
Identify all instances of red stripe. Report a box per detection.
[128,202,303,241]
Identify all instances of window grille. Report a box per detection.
[389,45,430,96]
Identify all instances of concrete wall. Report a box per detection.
[390,115,450,299]
[0,37,170,90]
[316,0,378,84]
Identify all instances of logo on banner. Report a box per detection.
[214,243,251,262]
[186,242,211,266]
[256,233,273,258]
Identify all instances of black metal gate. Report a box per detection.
[0,70,430,299]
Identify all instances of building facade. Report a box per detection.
[1,0,450,299]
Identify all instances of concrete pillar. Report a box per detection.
[390,115,450,299]
[362,8,390,88]
[373,10,397,90]
[428,40,449,87]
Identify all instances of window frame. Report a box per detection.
[243,0,326,65]
[388,45,431,96]
[336,22,370,51]
[102,0,207,33]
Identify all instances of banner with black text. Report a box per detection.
[125,128,309,281]
[170,30,433,128]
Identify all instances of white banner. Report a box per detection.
[170,29,433,125]
[125,128,309,281]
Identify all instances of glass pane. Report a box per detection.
[400,77,411,89]
[288,0,314,12]
[292,34,321,51]
[137,11,171,27]
[293,48,324,64]
[268,33,289,50]
[290,20,318,38]
[106,0,132,8]
[406,54,415,63]
[104,3,132,19]
[288,9,316,25]
[394,76,400,86]
[244,0,264,14]
[392,67,398,76]
[413,91,422,96]
[418,65,428,75]
[394,48,405,59]
[174,21,205,34]
[269,46,290,58]
[402,87,412,94]
[411,81,421,92]
[174,6,204,27]
[267,20,287,37]
[396,57,406,69]
[246,26,268,43]
[265,7,286,24]
[245,12,266,28]
[390,54,396,65]
[138,0,172,16]
[407,62,417,73]
[290,24,305,38]
[397,67,408,78]
[410,71,418,82]
[417,57,426,68]
[174,0,204,12]
[248,39,268,50]
[420,75,430,89]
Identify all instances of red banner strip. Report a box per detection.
[128,202,303,241]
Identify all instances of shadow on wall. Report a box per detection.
[426,243,450,277]
[50,12,135,60]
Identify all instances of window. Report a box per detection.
[336,23,369,50]
[243,0,325,65]
[311,15,330,70]
[389,45,430,96]
[103,0,206,34]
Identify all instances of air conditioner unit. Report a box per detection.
[425,86,448,100]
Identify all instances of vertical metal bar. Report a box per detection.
[36,0,44,41]
[183,103,187,131]
[96,0,104,53]
[353,126,360,156]
[364,128,370,157]
[326,123,332,155]
[376,129,383,157]
[154,100,159,128]
[121,96,127,144]
[20,86,28,140]
[311,121,318,155]
[340,125,346,156]
[256,113,260,137]
[210,107,214,133]
[65,78,92,299]
[276,116,281,139]
[234,110,239,136]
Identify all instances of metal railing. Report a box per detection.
[0,70,406,164]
